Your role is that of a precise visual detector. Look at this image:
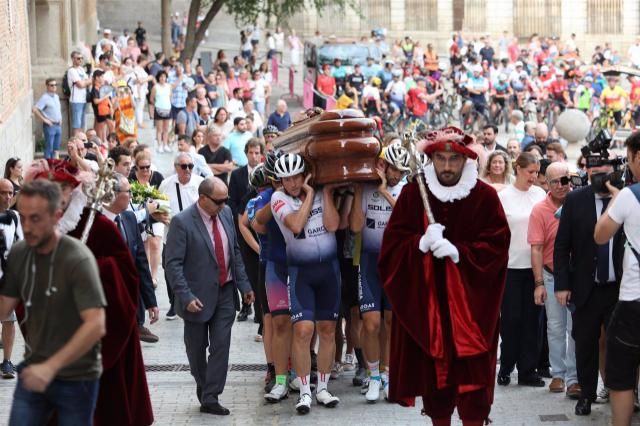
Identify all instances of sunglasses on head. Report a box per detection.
[204,194,229,206]
[178,163,195,170]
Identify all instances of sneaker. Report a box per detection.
[360,377,370,394]
[264,369,275,393]
[330,362,343,380]
[597,387,610,403]
[365,377,381,403]
[1,360,15,379]
[288,376,315,392]
[138,326,159,343]
[165,307,177,320]
[264,383,288,403]
[296,393,312,414]
[316,389,340,408]
[353,367,367,386]
[380,373,389,401]
[342,353,356,372]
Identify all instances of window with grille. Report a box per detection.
[513,0,562,38]
[587,0,622,34]
[405,0,438,31]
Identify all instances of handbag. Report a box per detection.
[119,113,136,135]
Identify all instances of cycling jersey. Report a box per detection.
[549,80,568,101]
[360,182,405,253]
[248,187,287,264]
[385,81,407,104]
[601,86,628,112]
[493,82,509,95]
[466,76,488,105]
[271,190,337,266]
[406,87,428,118]
[575,85,594,111]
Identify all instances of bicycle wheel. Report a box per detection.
[472,110,490,133]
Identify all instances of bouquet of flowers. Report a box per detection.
[130,182,171,214]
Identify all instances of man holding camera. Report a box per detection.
[554,146,625,416]
[0,179,22,379]
[594,133,640,426]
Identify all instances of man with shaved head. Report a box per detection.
[165,176,254,416]
[528,162,580,399]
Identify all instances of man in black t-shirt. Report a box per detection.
[134,21,146,46]
[346,64,365,98]
[198,126,233,183]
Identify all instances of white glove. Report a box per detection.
[419,223,445,253]
[431,238,460,263]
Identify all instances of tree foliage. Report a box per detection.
[177,0,355,61]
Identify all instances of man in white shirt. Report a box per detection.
[159,153,205,319]
[594,133,640,425]
[0,179,22,379]
[94,29,121,62]
[628,37,640,69]
[67,51,92,135]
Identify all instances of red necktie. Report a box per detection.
[211,216,228,286]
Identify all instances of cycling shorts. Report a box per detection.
[359,251,391,314]
[265,261,289,317]
[288,259,341,323]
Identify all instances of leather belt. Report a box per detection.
[543,265,553,274]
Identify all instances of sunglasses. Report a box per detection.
[138,165,151,170]
[548,176,570,187]
[178,163,195,170]
[203,194,229,206]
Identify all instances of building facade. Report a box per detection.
[0,0,33,168]
[291,0,639,57]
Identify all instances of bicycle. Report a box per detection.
[459,100,489,134]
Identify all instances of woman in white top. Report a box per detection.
[209,107,233,140]
[482,150,514,191]
[149,71,173,153]
[252,69,271,119]
[497,152,547,387]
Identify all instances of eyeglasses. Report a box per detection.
[178,163,195,170]
[137,165,151,170]
[548,176,570,187]
[203,194,229,206]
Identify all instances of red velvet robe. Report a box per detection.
[379,180,510,410]
[69,209,154,426]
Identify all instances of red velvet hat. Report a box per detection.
[26,159,81,187]
[418,126,478,160]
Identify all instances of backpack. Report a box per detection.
[62,69,72,97]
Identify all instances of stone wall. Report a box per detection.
[0,0,34,170]
[97,0,191,36]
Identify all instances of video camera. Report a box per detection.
[580,129,627,193]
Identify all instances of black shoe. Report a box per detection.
[196,385,202,404]
[497,374,511,386]
[518,373,545,387]
[237,311,249,322]
[537,367,552,379]
[165,307,177,320]
[575,398,591,416]
[200,402,230,416]
[246,305,253,316]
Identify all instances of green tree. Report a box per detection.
[172,0,354,61]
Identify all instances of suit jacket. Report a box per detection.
[228,165,249,218]
[553,185,624,308]
[165,203,251,322]
[120,210,157,309]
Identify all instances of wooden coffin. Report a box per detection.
[273,109,382,185]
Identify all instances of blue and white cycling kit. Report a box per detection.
[271,190,340,323]
[359,182,404,313]
[248,187,289,315]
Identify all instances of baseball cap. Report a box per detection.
[515,61,523,67]
[540,65,549,72]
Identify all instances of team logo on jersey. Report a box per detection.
[372,191,380,199]
[272,199,285,213]
[366,217,376,229]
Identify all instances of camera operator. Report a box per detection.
[0,178,23,379]
[594,132,640,426]
[554,138,626,416]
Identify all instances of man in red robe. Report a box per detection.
[27,159,154,426]
[379,127,510,426]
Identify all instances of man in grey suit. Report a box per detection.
[165,176,255,416]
